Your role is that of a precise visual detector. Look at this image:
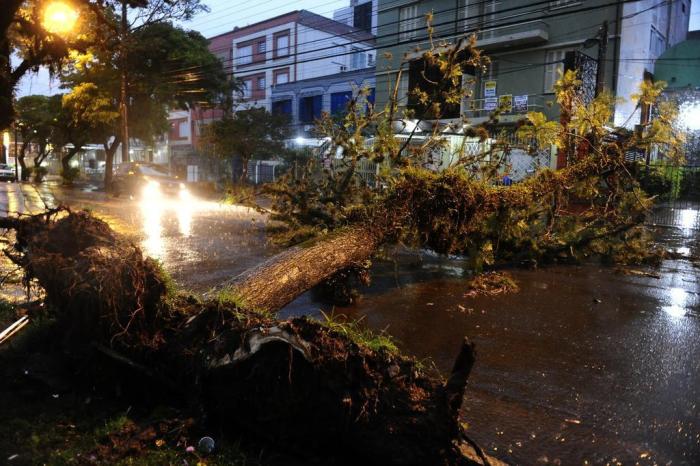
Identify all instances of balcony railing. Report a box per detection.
[462,94,547,120]
[477,20,549,50]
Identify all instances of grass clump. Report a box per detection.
[463,271,519,298]
[151,259,177,297]
[320,311,398,354]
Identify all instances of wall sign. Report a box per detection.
[514,95,529,112]
[484,97,498,111]
[484,80,497,98]
[499,94,513,112]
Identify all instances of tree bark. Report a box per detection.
[103,134,121,189]
[18,141,28,181]
[227,226,384,313]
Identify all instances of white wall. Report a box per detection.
[232,21,297,111]
[296,25,373,81]
[615,0,691,127]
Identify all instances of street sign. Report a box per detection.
[514,95,529,112]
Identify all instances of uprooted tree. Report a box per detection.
[0,29,684,465]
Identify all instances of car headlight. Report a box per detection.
[142,180,161,199]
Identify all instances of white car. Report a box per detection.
[0,164,15,182]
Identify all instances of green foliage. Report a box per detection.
[256,20,683,270]
[61,166,80,184]
[320,311,398,354]
[202,108,289,182]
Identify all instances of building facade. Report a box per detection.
[333,0,378,35]
[270,67,376,138]
[230,10,375,112]
[375,0,691,128]
[167,9,376,158]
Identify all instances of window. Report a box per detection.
[257,76,266,90]
[257,40,266,54]
[354,2,372,32]
[399,4,419,42]
[237,45,252,66]
[459,0,469,30]
[331,91,352,114]
[242,79,252,99]
[273,68,289,85]
[178,121,190,138]
[272,99,292,116]
[351,48,366,69]
[368,88,376,105]
[480,1,497,39]
[650,26,665,59]
[544,49,569,92]
[299,95,322,123]
[274,33,290,58]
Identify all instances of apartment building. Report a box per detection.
[375,0,691,128]
[166,9,375,158]
[333,0,378,35]
[270,67,376,138]
[231,10,375,112]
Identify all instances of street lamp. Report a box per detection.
[42,1,79,35]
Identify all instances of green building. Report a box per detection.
[654,30,700,90]
[375,0,692,129]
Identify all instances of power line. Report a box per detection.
[163,0,646,83]
[193,0,497,62]
[163,0,589,79]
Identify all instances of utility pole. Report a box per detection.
[119,0,129,166]
[595,20,608,97]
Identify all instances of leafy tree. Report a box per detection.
[202,108,290,182]
[14,95,60,179]
[50,84,119,182]
[60,20,227,186]
[1,0,206,131]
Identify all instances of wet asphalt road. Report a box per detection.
[0,181,273,292]
[2,181,699,465]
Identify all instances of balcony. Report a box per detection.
[477,20,549,51]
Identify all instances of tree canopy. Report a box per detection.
[202,108,290,182]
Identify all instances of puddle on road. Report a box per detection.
[282,237,700,464]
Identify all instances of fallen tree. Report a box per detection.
[0,209,492,465]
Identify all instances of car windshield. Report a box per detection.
[137,164,170,177]
[0,164,11,170]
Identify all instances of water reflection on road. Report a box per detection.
[282,227,700,465]
[3,182,699,464]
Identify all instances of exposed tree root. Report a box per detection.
[1,209,492,465]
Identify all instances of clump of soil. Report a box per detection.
[464,271,519,298]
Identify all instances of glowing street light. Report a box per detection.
[43,2,79,35]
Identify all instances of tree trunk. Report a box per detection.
[33,143,48,168]
[61,146,82,183]
[103,135,121,190]
[0,36,15,131]
[226,226,384,313]
[18,141,28,181]
[239,155,250,184]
